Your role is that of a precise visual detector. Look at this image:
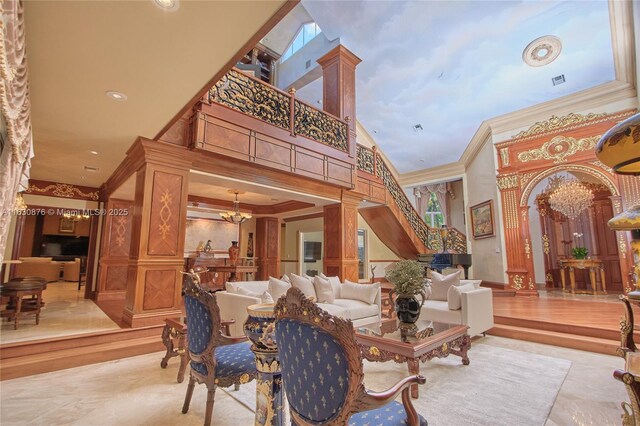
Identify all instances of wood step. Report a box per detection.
[0,335,165,381]
[488,324,619,355]
[494,315,630,341]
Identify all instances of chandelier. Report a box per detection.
[63,211,90,222]
[220,191,252,224]
[548,178,594,219]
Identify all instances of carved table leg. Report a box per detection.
[449,334,471,366]
[176,332,188,383]
[408,359,420,399]
[569,267,576,294]
[600,266,607,294]
[589,267,597,295]
[160,324,175,369]
[560,268,566,291]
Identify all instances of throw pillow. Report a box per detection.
[326,276,342,299]
[291,273,317,300]
[268,277,291,301]
[318,272,327,279]
[313,276,335,304]
[341,280,379,305]
[281,274,291,283]
[430,270,461,301]
[447,282,477,310]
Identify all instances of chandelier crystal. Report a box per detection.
[548,178,594,220]
[220,191,252,224]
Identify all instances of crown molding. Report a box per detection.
[398,162,465,187]
[609,0,636,88]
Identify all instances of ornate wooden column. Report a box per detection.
[96,198,134,301]
[497,174,536,295]
[323,191,360,281]
[255,217,280,280]
[317,45,361,158]
[122,139,190,327]
[535,198,554,290]
[519,205,538,295]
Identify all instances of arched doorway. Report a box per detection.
[527,171,622,293]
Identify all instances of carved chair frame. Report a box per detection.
[274,287,425,426]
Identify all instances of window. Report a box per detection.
[423,193,445,228]
[281,22,322,63]
[357,229,367,280]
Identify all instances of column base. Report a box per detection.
[95,291,126,302]
[515,289,540,297]
[122,308,183,328]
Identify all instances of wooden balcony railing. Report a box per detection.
[356,145,468,254]
[209,68,350,153]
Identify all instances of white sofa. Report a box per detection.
[420,280,494,337]
[216,279,382,337]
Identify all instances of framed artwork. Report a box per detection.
[469,200,495,239]
[59,217,76,233]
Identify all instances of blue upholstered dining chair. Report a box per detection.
[274,287,428,426]
[181,273,256,426]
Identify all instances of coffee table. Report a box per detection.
[355,319,470,398]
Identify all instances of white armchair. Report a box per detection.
[421,286,494,336]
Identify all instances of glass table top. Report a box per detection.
[355,318,463,344]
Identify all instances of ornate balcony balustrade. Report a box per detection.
[209,69,349,153]
[356,145,468,254]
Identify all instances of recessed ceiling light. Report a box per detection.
[105,91,127,101]
[153,0,179,11]
[413,124,423,132]
[89,150,99,155]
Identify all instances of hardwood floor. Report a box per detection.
[490,291,632,354]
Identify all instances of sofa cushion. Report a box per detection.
[237,287,275,304]
[268,277,291,301]
[332,299,379,320]
[291,273,317,300]
[316,302,349,319]
[421,300,463,324]
[319,274,342,298]
[447,282,477,310]
[313,276,335,304]
[341,280,379,305]
[225,280,269,294]
[430,270,461,301]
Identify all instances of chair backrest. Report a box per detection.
[183,273,225,368]
[274,287,367,425]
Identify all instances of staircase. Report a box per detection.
[355,145,468,258]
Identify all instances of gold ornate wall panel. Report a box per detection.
[148,171,183,256]
[495,110,635,294]
[294,100,348,152]
[143,270,176,310]
[209,69,290,130]
[26,179,99,201]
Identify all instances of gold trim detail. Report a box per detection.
[497,175,519,190]
[516,135,601,164]
[513,275,524,290]
[512,113,607,139]
[619,235,627,259]
[500,148,510,166]
[27,183,99,200]
[545,273,553,282]
[591,160,614,175]
[368,346,380,357]
[524,239,531,259]
[158,190,173,240]
[542,235,550,255]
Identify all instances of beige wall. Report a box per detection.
[449,179,465,232]
[465,137,505,283]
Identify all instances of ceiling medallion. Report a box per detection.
[523,35,562,67]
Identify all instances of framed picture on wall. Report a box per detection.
[469,200,495,239]
[59,217,75,233]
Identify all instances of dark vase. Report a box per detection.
[394,294,424,324]
[228,241,240,266]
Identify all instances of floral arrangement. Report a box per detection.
[385,260,425,296]
[572,232,588,259]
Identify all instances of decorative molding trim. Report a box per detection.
[497,175,519,190]
[398,161,465,187]
[516,135,601,164]
[511,113,608,140]
[26,179,100,201]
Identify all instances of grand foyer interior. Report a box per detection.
[1,0,640,424]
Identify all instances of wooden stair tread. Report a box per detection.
[489,324,619,355]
